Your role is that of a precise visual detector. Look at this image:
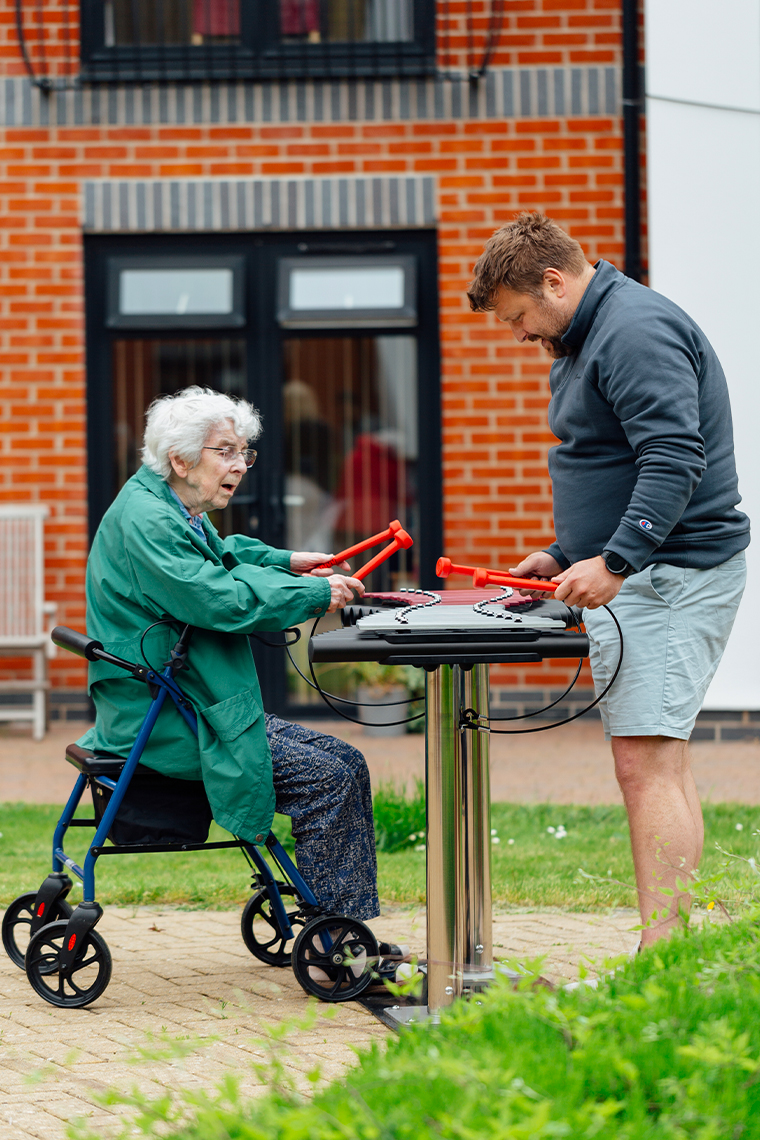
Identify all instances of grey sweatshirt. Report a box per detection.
[544,260,750,572]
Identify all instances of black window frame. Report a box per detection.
[106,254,246,329]
[79,0,436,83]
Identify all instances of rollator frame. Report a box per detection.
[2,623,383,1008]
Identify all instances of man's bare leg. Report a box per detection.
[612,735,702,946]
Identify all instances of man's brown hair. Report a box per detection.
[467,212,588,312]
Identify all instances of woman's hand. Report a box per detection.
[290,551,352,577]
[326,574,365,613]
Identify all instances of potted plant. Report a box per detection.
[349,662,424,737]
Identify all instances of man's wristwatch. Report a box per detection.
[601,550,636,579]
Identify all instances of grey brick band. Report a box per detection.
[2,67,619,128]
[83,174,436,232]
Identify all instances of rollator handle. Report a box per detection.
[314,520,406,570]
[435,557,558,593]
[51,626,105,661]
[354,527,414,581]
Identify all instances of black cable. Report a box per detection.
[286,637,424,708]
[250,628,302,649]
[461,604,624,735]
[306,616,426,729]
[485,657,584,722]
[288,638,426,706]
[139,617,182,670]
[472,598,584,722]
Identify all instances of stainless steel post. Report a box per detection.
[456,663,493,989]
[425,664,461,1014]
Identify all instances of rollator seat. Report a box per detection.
[66,742,131,778]
[65,743,213,847]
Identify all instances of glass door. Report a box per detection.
[110,336,255,539]
[282,333,419,707]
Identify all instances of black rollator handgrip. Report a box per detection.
[52,626,147,679]
[51,626,104,661]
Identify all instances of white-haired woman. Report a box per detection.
[78,386,385,926]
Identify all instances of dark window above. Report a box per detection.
[80,0,435,82]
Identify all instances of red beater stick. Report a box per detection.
[435,556,558,593]
[315,520,404,569]
[355,528,414,580]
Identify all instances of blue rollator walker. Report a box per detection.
[1,624,383,1009]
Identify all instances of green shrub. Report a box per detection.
[71,915,760,1139]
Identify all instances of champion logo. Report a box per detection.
[639,519,653,531]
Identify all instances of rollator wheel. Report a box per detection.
[25,920,112,1008]
[241,884,307,967]
[2,892,73,969]
[291,915,379,1003]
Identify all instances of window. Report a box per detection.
[106,256,245,329]
[80,0,435,81]
[277,256,417,328]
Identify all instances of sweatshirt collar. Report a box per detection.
[560,260,626,351]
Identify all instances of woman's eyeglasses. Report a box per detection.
[203,446,258,468]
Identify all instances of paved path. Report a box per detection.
[4,717,760,805]
[0,904,642,1140]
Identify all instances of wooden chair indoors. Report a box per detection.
[0,505,58,740]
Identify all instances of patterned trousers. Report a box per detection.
[265,714,380,921]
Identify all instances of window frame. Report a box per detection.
[277,254,417,329]
[79,0,436,82]
[106,255,246,330]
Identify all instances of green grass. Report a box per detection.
[2,801,760,912]
[71,915,760,1139]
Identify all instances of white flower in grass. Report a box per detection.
[736,823,744,831]
[414,843,426,852]
[554,825,567,840]
[491,828,497,835]
[508,838,515,845]
[547,826,555,834]
[491,836,500,845]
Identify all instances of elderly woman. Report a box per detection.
[77,386,381,924]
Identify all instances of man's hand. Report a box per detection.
[509,551,564,598]
[326,574,365,613]
[553,555,625,609]
[290,552,352,576]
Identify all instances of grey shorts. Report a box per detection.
[582,552,746,740]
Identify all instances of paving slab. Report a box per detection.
[0,902,648,1140]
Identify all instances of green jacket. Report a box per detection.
[78,465,331,842]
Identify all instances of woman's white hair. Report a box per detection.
[141,386,262,480]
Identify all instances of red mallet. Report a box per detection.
[435,557,558,593]
[355,527,414,580]
[315,520,405,570]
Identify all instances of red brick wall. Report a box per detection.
[0,0,634,699]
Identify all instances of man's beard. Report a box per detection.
[526,299,574,358]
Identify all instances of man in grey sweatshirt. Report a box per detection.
[468,213,749,946]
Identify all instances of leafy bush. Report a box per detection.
[70,915,760,1139]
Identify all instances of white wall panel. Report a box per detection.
[647,96,760,707]
[646,0,760,111]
